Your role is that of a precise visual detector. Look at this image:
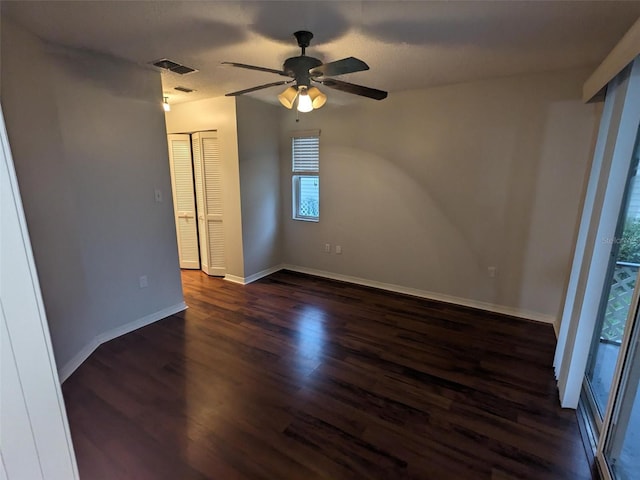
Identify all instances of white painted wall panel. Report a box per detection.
[1,104,78,479]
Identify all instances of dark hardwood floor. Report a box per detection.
[62,270,593,479]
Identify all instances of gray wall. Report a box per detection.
[236,96,283,278]
[1,21,184,371]
[280,69,598,320]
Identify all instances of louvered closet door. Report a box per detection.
[192,133,208,272]
[192,131,225,276]
[167,134,199,269]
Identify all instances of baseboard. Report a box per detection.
[95,302,188,345]
[223,274,245,285]
[244,264,286,284]
[223,264,286,285]
[281,264,557,325]
[57,301,188,383]
[57,338,100,384]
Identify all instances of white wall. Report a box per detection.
[164,97,245,278]
[235,96,283,279]
[280,69,598,321]
[1,21,185,376]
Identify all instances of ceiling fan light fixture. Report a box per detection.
[308,87,327,109]
[278,86,298,109]
[297,86,313,113]
[163,96,171,112]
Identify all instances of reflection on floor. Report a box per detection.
[591,342,639,478]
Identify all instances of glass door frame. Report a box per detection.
[595,58,640,480]
[579,58,640,480]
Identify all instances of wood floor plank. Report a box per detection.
[63,269,594,479]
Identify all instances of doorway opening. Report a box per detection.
[167,131,226,277]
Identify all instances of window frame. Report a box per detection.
[291,131,320,222]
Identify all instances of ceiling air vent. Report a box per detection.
[151,58,198,75]
[170,65,197,75]
[174,86,195,93]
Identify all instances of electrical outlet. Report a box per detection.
[154,188,162,203]
[336,245,342,254]
[324,243,331,253]
[139,275,149,288]
[488,266,497,278]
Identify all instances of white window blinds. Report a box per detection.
[292,135,319,172]
[291,131,320,221]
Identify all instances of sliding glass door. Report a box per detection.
[583,126,640,480]
[585,131,640,429]
[561,57,640,480]
[577,58,640,480]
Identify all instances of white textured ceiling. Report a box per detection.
[4,1,640,106]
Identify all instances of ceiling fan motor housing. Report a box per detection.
[283,56,322,87]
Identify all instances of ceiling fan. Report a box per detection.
[223,31,388,112]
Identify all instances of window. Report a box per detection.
[292,132,320,221]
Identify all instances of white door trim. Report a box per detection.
[0,105,79,478]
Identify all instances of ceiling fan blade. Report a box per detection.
[225,80,291,96]
[309,57,369,77]
[221,61,290,77]
[320,79,388,100]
